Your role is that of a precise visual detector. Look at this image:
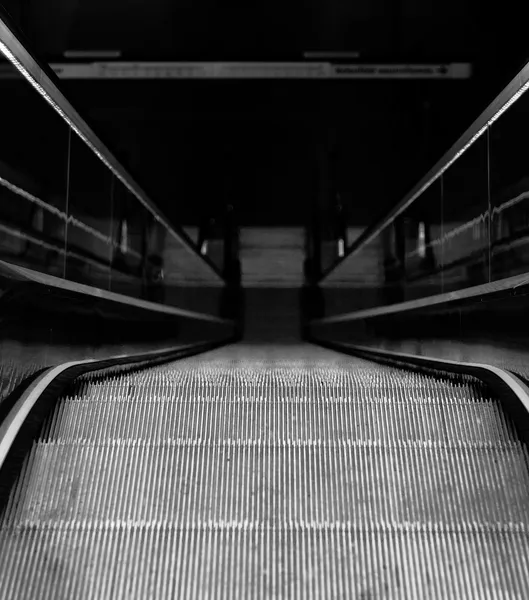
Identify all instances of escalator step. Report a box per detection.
[1,344,528,598]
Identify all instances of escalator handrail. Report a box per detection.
[0,9,225,284]
[317,57,529,284]
[311,337,529,415]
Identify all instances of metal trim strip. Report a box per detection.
[0,259,231,324]
[312,271,529,325]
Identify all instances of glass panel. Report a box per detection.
[321,179,444,315]
[322,134,489,318]
[0,55,69,278]
[65,133,114,289]
[158,216,225,317]
[490,91,529,281]
[322,236,386,315]
[316,61,529,327]
[0,30,234,379]
[440,134,490,292]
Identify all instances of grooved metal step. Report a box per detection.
[1,344,529,598]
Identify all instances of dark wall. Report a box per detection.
[244,288,301,343]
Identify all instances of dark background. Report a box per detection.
[1,0,528,227]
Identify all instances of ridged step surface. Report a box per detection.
[1,344,529,598]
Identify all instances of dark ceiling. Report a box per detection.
[1,0,528,226]
[62,79,472,227]
[2,0,522,64]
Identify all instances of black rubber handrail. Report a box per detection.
[0,336,236,472]
[309,336,529,444]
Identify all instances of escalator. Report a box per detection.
[2,3,529,597]
[1,343,528,598]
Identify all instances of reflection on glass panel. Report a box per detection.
[0,39,229,325]
[202,215,224,275]
[322,181,444,315]
[110,181,146,299]
[440,134,489,291]
[144,213,167,304]
[399,178,443,300]
[317,59,529,318]
[490,92,529,281]
[65,133,114,289]
[182,226,199,247]
[161,218,225,317]
[0,57,69,278]
[320,205,347,274]
[322,237,386,315]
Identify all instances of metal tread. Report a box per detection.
[1,344,529,598]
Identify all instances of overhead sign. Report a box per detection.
[332,63,471,78]
[28,62,472,80]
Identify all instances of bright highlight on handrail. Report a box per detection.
[0,20,225,283]
[319,60,529,282]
